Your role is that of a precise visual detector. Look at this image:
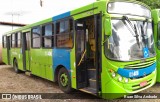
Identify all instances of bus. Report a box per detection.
[2,0,156,99]
[152,9,160,82]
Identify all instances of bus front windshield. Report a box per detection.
[105,19,156,61]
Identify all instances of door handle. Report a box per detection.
[78,50,86,66]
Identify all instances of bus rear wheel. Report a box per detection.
[58,68,72,93]
[13,59,20,73]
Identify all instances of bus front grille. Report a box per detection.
[132,79,152,91]
[125,59,155,69]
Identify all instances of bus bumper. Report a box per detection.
[101,69,156,99]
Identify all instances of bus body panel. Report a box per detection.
[30,48,53,80]
[70,44,76,88]
[46,49,53,81]
[53,49,71,73]
[152,9,160,82]
[11,48,24,71]
[15,48,24,71]
[2,48,7,64]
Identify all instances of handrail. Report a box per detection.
[78,49,86,66]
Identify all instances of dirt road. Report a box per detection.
[0,65,159,102]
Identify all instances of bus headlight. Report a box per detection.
[125,78,129,83]
[118,76,122,82]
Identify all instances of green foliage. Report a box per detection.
[137,0,160,9]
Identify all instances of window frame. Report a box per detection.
[31,26,41,48]
[55,17,74,49]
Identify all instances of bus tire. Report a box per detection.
[13,59,20,73]
[58,68,72,93]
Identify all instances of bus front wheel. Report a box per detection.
[13,59,20,73]
[58,68,72,93]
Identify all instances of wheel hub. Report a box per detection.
[60,73,68,87]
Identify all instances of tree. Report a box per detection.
[137,0,160,9]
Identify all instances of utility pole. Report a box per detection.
[40,0,43,7]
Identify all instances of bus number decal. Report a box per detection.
[129,71,139,77]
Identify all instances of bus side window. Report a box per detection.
[42,23,53,48]
[31,26,41,48]
[17,32,21,48]
[11,34,16,48]
[2,36,6,48]
[55,19,73,48]
[15,33,17,48]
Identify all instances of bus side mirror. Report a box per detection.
[104,19,112,36]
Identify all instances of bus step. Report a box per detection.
[25,71,32,76]
[89,79,96,89]
[87,69,96,79]
[79,87,97,95]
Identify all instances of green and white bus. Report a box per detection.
[2,0,156,99]
[152,9,160,82]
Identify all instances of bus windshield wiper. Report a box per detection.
[141,19,149,47]
[140,25,147,47]
[122,16,140,48]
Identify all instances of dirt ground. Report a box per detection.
[0,65,159,102]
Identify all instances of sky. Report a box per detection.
[0,0,96,41]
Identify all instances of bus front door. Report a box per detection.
[75,21,88,89]
[22,32,30,71]
[75,15,101,94]
[6,36,11,65]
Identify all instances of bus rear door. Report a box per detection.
[22,31,30,71]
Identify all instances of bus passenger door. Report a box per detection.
[75,21,88,88]
[6,36,11,65]
[22,32,30,71]
[75,15,101,94]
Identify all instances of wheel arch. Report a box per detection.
[12,57,17,66]
[54,65,70,82]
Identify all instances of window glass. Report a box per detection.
[12,34,15,47]
[18,32,21,39]
[32,27,41,48]
[17,32,21,47]
[2,36,6,48]
[42,24,53,48]
[45,24,52,36]
[4,42,6,48]
[60,21,65,33]
[33,38,40,48]
[108,2,151,18]
[56,19,73,48]
[32,27,41,38]
[3,36,6,42]
[56,23,60,34]
[105,20,155,61]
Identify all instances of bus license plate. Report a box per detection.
[140,81,147,87]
